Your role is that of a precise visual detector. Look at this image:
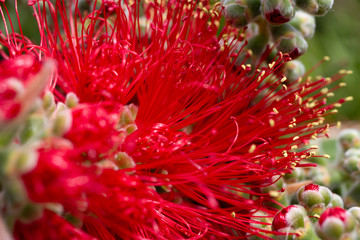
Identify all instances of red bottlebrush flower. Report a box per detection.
[0,0,348,239]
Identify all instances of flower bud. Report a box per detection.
[297,183,332,217]
[261,0,295,24]
[42,91,56,114]
[329,193,344,208]
[114,152,136,169]
[272,205,315,238]
[279,34,308,59]
[296,0,334,16]
[348,207,360,223]
[343,154,360,173]
[222,0,261,28]
[315,207,356,240]
[283,60,305,83]
[52,103,72,136]
[271,24,308,59]
[290,10,316,39]
[65,92,79,108]
[223,2,248,28]
[338,129,360,151]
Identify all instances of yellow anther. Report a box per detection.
[345,96,354,101]
[321,88,328,94]
[293,136,299,141]
[339,69,347,74]
[323,154,330,159]
[269,119,275,127]
[248,144,256,153]
[269,191,280,197]
[323,56,330,61]
[291,145,298,150]
[273,108,279,114]
[339,82,347,87]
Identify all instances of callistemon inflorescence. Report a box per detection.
[0,0,348,239]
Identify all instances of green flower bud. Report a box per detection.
[52,103,72,136]
[343,155,360,173]
[338,129,360,151]
[348,207,360,223]
[114,152,136,169]
[271,23,308,59]
[283,60,305,83]
[222,0,261,28]
[297,183,332,217]
[42,91,56,114]
[296,0,334,16]
[261,0,295,24]
[290,10,316,39]
[65,92,79,108]
[316,207,356,240]
[223,2,248,28]
[278,34,308,59]
[329,193,344,208]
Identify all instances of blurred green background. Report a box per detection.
[1,0,360,121]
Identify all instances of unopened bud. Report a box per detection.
[348,207,360,223]
[329,193,344,208]
[222,0,261,28]
[297,0,334,16]
[223,2,248,28]
[114,152,136,169]
[271,24,308,59]
[297,183,332,217]
[315,207,356,240]
[261,0,295,24]
[52,103,72,136]
[272,205,314,238]
[290,10,316,39]
[278,34,308,59]
[65,92,79,108]
[284,60,305,83]
[42,91,56,114]
[338,129,360,151]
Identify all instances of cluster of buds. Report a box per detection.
[269,183,360,239]
[219,0,334,82]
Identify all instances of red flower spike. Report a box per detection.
[0,0,344,239]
